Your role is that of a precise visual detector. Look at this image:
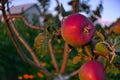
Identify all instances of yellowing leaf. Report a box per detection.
[96,31,105,41]
[33,33,49,57]
[77,48,83,54]
[72,56,81,64]
[95,42,110,55]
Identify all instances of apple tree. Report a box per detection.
[0,0,120,80]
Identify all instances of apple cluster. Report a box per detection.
[61,13,106,80]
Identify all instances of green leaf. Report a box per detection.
[95,42,110,55]
[68,1,73,5]
[89,15,97,22]
[61,4,71,17]
[61,4,66,14]
[96,24,104,32]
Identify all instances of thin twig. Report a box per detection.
[102,41,112,50]
[68,68,80,78]
[8,14,44,30]
[102,41,116,63]
[48,38,60,73]
[2,3,32,65]
[60,43,70,74]
[55,0,61,13]
[9,18,42,65]
[110,49,116,64]
[72,0,79,13]
[7,2,42,66]
[0,6,3,10]
[93,50,109,59]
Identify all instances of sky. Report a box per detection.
[10,0,120,25]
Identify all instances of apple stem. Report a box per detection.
[83,26,90,33]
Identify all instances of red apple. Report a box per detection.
[61,13,95,47]
[79,60,106,80]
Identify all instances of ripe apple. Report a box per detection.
[79,60,106,80]
[61,13,95,47]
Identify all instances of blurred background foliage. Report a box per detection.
[0,0,120,80]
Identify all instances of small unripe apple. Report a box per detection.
[79,60,106,80]
[110,19,120,35]
[110,24,120,35]
[61,13,95,47]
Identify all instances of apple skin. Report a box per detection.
[61,13,95,47]
[79,60,106,80]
